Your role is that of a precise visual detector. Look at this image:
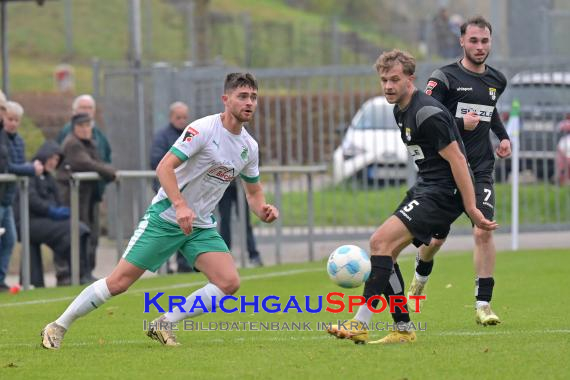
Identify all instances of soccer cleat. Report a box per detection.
[475,304,501,326]
[326,319,368,344]
[368,330,417,344]
[407,276,427,313]
[146,316,181,346]
[41,322,67,350]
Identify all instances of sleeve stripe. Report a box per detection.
[169,146,188,162]
[431,69,449,89]
[240,174,259,183]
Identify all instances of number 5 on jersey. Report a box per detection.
[403,200,420,212]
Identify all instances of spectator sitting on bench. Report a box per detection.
[16,141,91,287]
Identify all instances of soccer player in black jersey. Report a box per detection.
[408,16,511,326]
[326,49,497,344]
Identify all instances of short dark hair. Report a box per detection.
[224,72,258,93]
[461,16,492,35]
[374,49,416,76]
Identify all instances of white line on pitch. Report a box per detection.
[0,268,323,308]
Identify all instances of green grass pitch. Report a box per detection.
[1,248,568,379]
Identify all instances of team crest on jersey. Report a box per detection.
[240,146,249,161]
[425,80,438,96]
[489,87,497,101]
[183,127,199,143]
[405,128,412,141]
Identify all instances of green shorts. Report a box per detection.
[122,211,230,272]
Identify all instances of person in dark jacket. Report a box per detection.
[57,113,116,280]
[0,91,10,291]
[150,101,189,192]
[16,141,91,286]
[149,101,192,273]
[0,101,42,290]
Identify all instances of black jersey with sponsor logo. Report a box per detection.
[425,61,508,181]
[393,90,466,187]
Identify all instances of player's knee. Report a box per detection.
[474,228,493,245]
[431,238,446,249]
[369,233,384,254]
[106,277,131,296]
[215,275,240,295]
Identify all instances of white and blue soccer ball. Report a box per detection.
[327,245,371,288]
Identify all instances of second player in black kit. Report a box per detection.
[425,61,508,219]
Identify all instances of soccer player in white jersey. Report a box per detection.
[41,73,279,349]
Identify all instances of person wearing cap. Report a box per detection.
[57,113,117,283]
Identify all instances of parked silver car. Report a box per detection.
[496,71,570,181]
[332,96,412,185]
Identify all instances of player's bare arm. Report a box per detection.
[438,141,498,231]
[156,152,195,234]
[243,181,279,223]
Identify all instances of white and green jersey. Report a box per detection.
[150,113,260,228]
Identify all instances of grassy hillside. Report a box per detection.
[5,0,415,94]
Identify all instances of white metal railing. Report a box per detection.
[3,166,327,289]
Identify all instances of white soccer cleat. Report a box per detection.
[41,322,67,350]
[475,304,501,326]
[407,276,427,313]
[146,316,181,346]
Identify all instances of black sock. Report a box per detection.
[475,277,495,302]
[384,263,410,323]
[416,255,434,277]
[363,256,393,308]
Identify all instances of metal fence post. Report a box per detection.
[114,179,124,261]
[236,178,247,268]
[307,173,314,262]
[18,177,30,290]
[70,176,81,286]
[274,172,282,265]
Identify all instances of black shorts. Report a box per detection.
[473,179,495,221]
[393,184,464,247]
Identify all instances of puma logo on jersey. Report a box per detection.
[212,140,220,149]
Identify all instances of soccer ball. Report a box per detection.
[327,245,371,288]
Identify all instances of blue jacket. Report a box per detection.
[150,123,184,192]
[3,132,36,206]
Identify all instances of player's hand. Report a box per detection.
[176,204,195,235]
[466,207,498,231]
[463,112,480,131]
[496,139,512,158]
[260,204,279,223]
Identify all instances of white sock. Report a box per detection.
[476,301,490,309]
[414,273,429,283]
[164,283,225,323]
[55,278,112,330]
[354,304,373,325]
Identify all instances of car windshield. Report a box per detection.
[353,101,398,130]
[498,72,570,109]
